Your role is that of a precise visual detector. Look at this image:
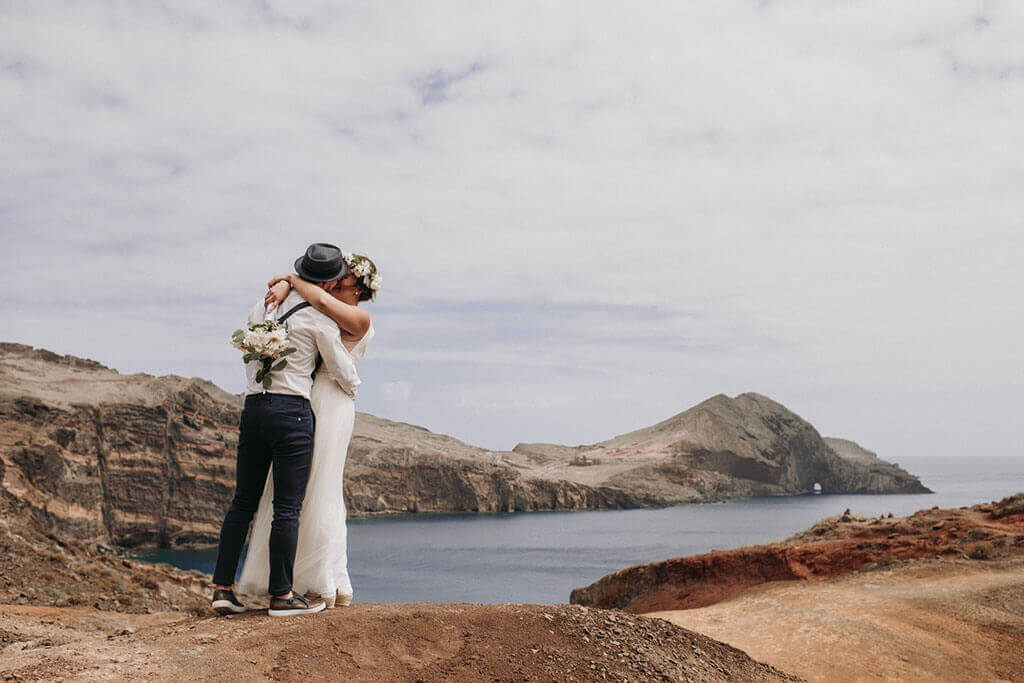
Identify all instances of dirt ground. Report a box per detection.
[0,602,798,682]
[648,556,1024,682]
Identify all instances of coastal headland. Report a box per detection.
[573,494,1024,681]
[7,341,1003,681]
[1,494,1021,680]
[0,342,928,550]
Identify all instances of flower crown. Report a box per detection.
[343,251,380,300]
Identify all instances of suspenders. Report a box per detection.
[276,301,312,324]
[275,301,323,375]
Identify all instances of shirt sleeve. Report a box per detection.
[313,320,362,398]
[248,300,265,325]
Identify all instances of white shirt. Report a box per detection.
[243,291,361,400]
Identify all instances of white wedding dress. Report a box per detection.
[236,324,373,606]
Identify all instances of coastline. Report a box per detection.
[3,495,1022,681]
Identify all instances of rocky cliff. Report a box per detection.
[0,344,240,549]
[0,343,928,549]
[570,494,1024,613]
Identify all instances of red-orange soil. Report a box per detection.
[0,486,797,681]
[0,603,797,682]
[651,557,1024,682]
[571,497,1024,613]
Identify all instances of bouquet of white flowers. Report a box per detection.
[230,320,297,390]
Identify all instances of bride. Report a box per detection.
[235,252,378,608]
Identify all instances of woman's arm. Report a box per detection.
[264,280,291,312]
[269,274,371,338]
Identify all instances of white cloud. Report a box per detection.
[2,1,1022,457]
[379,380,412,402]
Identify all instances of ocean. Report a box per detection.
[134,455,1024,605]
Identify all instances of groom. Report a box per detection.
[211,243,361,617]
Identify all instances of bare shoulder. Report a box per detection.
[341,314,373,343]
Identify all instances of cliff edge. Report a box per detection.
[570,494,1024,613]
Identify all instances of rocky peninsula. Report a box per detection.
[0,342,928,550]
[571,494,1024,681]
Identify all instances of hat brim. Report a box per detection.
[294,256,348,282]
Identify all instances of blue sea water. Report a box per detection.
[133,455,1024,605]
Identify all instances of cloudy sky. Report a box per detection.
[2,1,1022,460]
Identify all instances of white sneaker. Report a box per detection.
[212,588,247,615]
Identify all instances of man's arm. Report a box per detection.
[313,320,361,398]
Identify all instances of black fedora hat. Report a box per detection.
[294,243,348,282]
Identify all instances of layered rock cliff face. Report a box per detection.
[0,344,241,548]
[342,414,645,515]
[0,343,643,547]
[0,343,928,548]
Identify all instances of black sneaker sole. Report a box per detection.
[268,601,326,617]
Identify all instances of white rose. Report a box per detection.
[248,330,271,352]
[370,275,382,290]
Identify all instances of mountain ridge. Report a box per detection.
[0,342,929,549]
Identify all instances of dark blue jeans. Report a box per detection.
[213,393,315,596]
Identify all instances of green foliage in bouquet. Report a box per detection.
[230,321,297,390]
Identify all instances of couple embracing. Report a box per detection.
[211,243,379,617]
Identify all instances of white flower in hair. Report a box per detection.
[339,250,380,298]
